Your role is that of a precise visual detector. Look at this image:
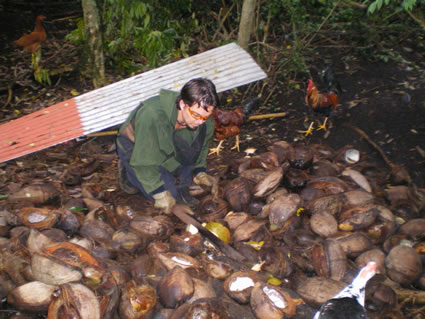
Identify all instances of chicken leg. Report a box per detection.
[317,117,328,131]
[300,122,315,136]
[230,135,240,152]
[208,140,225,156]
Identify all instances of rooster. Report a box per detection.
[209,97,260,156]
[302,66,342,136]
[14,15,47,53]
[314,261,377,319]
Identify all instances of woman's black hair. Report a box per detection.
[177,78,219,111]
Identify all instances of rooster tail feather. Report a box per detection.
[320,66,342,94]
[241,97,260,119]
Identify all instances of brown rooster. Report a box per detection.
[14,15,47,53]
[303,66,341,135]
[209,97,260,155]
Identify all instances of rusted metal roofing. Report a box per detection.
[0,42,267,163]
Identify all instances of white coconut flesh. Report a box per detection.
[171,256,193,266]
[28,212,47,223]
[186,224,199,235]
[229,277,255,291]
[263,286,287,309]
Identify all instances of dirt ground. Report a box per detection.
[0,9,425,319]
[213,48,425,189]
[1,12,424,189]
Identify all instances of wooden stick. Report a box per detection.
[248,112,286,120]
[87,131,118,137]
[87,112,287,137]
[394,288,425,304]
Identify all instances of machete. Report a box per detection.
[171,204,247,263]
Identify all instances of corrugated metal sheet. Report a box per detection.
[75,43,267,134]
[0,100,84,162]
[0,42,267,163]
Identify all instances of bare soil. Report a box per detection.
[215,48,425,188]
[0,11,424,188]
[0,9,424,319]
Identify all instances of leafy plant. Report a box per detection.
[67,0,200,73]
[31,49,51,85]
[366,0,425,30]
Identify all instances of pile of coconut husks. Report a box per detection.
[0,137,424,319]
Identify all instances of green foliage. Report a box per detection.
[367,0,418,14]
[65,18,85,45]
[67,0,200,73]
[67,0,424,82]
[31,49,51,86]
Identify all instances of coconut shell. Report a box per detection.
[48,282,101,319]
[8,184,59,204]
[240,168,269,184]
[157,252,200,271]
[232,219,265,243]
[333,232,372,258]
[169,230,203,257]
[355,248,386,274]
[27,229,55,253]
[198,195,229,222]
[8,281,57,312]
[172,298,229,319]
[311,160,340,177]
[17,207,59,230]
[111,227,143,253]
[0,211,10,236]
[312,240,347,281]
[268,141,292,163]
[115,205,137,224]
[343,190,375,208]
[310,212,338,238]
[366,205,395,244]
[31,253,82,285]
[385,245,422,284]
[224,212,250,230]
[341,169,372,192]
[249,152,280,170]
[399,218,425,240]
[224,177,253,212]
[80,219,114,245]
[305,193,345,216]
[253,167,284,198]
[259,247,293,279]
[267,193,301,228]
[250,282,297,319]
[283,168,309,190]
[130,215,174,241]
[224,271,261,304]
[307,177,349,194]
[119,281,157,319]
[294,276,346,308]
[289,144,313,169]
[130,254,166,286]
[158,266,194,308]
[201,256,233,280]
[338,204,379,231]
[187,278,216,303]
[55,208,80,235]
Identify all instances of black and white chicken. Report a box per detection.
[313,261,377,319]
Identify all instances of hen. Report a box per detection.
[314,261,377,319]
[303,66,341,136]
[209,97,260,156]
[14,15,47,53]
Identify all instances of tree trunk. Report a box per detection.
[81,0,105,88]
[238,0,256,50]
